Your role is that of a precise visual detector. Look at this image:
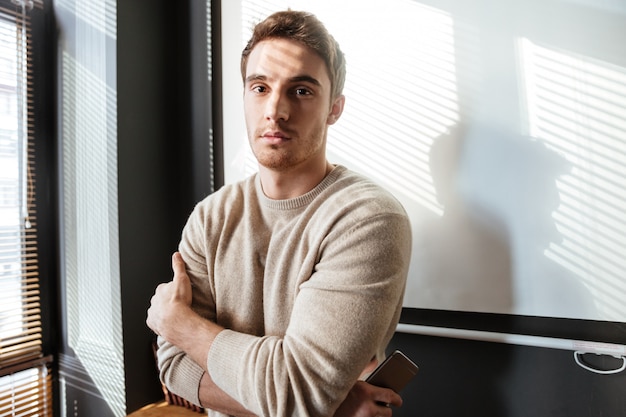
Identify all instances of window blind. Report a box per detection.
[0,358,52,416]
[0,0,52,415]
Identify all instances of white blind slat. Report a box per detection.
[0,365,52,416]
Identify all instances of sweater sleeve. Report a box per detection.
[156,337,205,406]
[156,200,218,406]
[207,208,412,417]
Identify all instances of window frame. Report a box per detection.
[0,0,57,415]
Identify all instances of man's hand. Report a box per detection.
[148,252,223,370]
[333,381,402,417]
[146,252,194,344]
[149,254,244,414]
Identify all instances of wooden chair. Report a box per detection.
[126,340,206,416]
[126,401,205,417]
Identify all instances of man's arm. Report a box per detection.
[148,253,402,416]
[204,214,410,416]
[148,254,217,368]
[148,253,256,416]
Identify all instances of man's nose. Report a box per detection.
[265,91,289,122]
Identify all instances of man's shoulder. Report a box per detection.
[330,166,407,215]
[190,175,258,220]
[198,175,256,203]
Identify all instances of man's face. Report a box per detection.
[243,38,344,172]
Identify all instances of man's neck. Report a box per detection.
[259,160,334,200]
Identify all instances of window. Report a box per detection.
[0,1,52,416]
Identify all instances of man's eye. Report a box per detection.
[294,88,311,96]
[252,85,266,93]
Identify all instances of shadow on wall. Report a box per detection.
[408,124,513,313]
[407,123,596,317]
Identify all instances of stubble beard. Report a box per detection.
[254,145,293,171]
[251,125,326,172]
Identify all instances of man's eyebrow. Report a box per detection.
[289,75,322,87]
[245,74,267,84]
[245,73,322,87]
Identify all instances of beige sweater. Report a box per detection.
[157,165,412,417]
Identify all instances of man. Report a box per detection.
[147,10,412,417]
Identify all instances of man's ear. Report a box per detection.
[327,95,345,125]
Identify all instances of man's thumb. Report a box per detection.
[171,252,188,282]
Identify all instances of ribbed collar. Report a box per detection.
[255,165,346,210]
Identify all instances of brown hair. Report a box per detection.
[240,10,346,100]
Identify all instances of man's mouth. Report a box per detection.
[261,130,291,144]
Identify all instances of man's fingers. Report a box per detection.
[367,383,402,410]
[377,388,402,409]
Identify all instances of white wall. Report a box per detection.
[221,0,626,322]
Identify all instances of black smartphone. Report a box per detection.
[365,350,419,393]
